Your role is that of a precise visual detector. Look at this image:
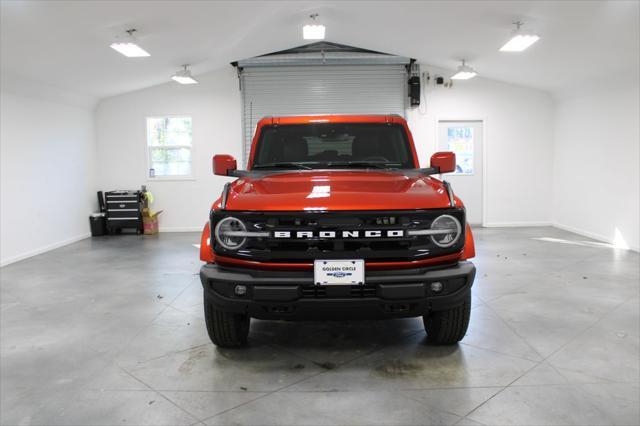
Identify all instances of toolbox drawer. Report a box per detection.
[106,201,139,210]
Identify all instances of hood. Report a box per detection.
[221,170,457,211]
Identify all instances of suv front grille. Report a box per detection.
[211,209,465,263]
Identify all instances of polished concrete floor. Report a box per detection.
[1,227,639,425]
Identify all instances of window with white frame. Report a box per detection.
[146,116,192,178]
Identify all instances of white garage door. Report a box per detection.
[239,64,409,164]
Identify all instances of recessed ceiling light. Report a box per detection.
[172,65,198,85]
[499,21,540,52]
[303,13,325,40]
[451,60,477,80]
[110,29,150,57]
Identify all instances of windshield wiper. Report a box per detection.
[253,162,314,170]
[325,161,402,169]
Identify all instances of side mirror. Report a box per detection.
[430,151,456,174]
[213,154,237,176]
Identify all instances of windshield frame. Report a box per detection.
[248,121,419,171]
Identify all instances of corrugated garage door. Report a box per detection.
[239,64,408,164]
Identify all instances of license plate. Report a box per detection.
[314,259,364,285]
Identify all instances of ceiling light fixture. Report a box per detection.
[172,65,198,85]
[110,29,150,57]
[451,60,477,80]
[499,21,540,52]
[303,13,325,40]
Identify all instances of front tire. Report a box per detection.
[423,292,471,344]
[204,294,250,347]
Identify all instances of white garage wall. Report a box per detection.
[95,65,555,231]
[553,83,640,251]
[95,67,242,232]
[7,63,630,260]
[0,89,96,266]
[408,66,554,226]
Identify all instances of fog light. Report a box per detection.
[430,281,444,293]
[234,285,247,296]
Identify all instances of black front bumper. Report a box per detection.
[200,261,475,320]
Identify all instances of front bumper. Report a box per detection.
[200,261,475,320]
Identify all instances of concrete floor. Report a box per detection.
[1,227,638,426]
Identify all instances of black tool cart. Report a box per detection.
[104,190,143,234]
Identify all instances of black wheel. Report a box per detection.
[423,292,471,344]
[203,293,250,347]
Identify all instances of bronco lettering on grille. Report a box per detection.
[273,230,405,239]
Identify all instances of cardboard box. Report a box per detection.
[142,209,163,235]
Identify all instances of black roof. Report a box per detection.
[231,41,406,67]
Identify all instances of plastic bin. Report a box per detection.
[89,212,107,236]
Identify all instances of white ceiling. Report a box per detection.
[1,0,638,100]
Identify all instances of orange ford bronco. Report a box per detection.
[199,115,475,347]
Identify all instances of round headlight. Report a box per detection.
[430,215,462,248]
[214,217,247,250]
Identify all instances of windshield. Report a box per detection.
[252,123,414,170]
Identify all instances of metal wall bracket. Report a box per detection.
[236,66,243,91]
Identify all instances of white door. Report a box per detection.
[437,120,483,225]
